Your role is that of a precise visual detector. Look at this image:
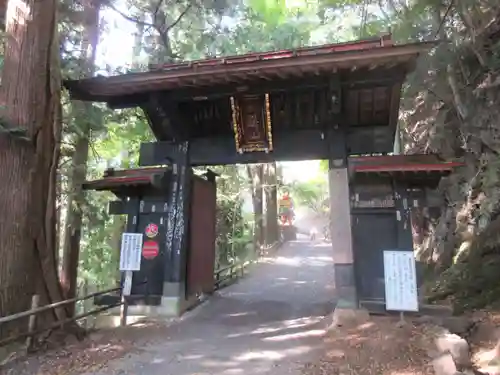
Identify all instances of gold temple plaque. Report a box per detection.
[230,93,273,153]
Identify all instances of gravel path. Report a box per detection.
[84,237,336,375]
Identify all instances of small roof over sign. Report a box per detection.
[64,35,437,103]
[350,155,463,187]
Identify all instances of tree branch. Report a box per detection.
[103,1,156,29]
[166,3,192,33]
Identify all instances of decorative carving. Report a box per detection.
[230,93,273,153]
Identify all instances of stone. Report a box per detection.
[435,332,471,367]
[441,316,475,336]
[432,352,458,375]
[326,307,370,329]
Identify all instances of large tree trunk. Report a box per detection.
[60,0,100,317]
[0,0,69,337]
[264,163,279,245]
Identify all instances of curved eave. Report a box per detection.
[64,40,437,103]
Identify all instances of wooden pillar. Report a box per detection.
[394,183,414,250]
[395,183,422,287]
[163,141,192,300]
[327,75,358,309]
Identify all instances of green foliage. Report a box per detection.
[288,177,329,216]
[209,165,254,267]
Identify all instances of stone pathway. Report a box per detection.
[85,237,336,375]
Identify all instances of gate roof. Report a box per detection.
[351,155,463,187]
[64,34,435,104]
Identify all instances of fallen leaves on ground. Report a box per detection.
[468,309,500,375]
[0,319,172,375]
[302,316,434,375]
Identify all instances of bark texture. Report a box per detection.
[0,0,66,336]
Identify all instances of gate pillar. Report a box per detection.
[394,182,414,250]
[327,127,358,309]
[161,141,193,314]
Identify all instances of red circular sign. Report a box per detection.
[145,223,159,238]
[142,240,159,260]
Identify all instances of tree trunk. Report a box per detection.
[264,163,279,245]
[109,215,126,286]
[0,0,70,336]
[60,0,99,316]
[247,164,264,253]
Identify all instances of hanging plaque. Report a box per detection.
[230,93,273,153]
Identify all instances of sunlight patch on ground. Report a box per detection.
[200,358,240,368]
[273,256,301,267]
[226,316,323,339]
[234,345,312,362]
[263,329,325,342]
[152,357,166,364]
[313,242,332,248]
[226,312,255,318]
[283,316,323,327]
[88,344,124,353]
[306,256,332,262]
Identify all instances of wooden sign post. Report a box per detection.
[119,233,143,326]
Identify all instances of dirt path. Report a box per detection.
[2,238,440,375]
[80,238,335,375]
[1,238,335,375]
[76,238,333,375]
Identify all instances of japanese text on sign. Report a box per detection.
[383,250,419,312]
[119,233,143,271]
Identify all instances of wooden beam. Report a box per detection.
[139,128,395,166]
[140,93,191,141]
[105,67,406,109]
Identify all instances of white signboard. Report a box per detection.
[119,233,143,271]
[383,250,419,312]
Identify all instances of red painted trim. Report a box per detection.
[354,162,463,173]
[152,35,391,71]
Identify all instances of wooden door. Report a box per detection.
[352,213,397,301]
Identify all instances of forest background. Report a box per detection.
[0,0,498,339]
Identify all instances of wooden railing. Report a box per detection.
[214,261,251,290]
[213,240,282,290]
[0,241,284,353]
[0,282,139,352]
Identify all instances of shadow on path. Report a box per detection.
[86,238,336,375]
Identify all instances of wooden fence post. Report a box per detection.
[120,295,128,327]
[25,294,40,352]
[120,270,132,327]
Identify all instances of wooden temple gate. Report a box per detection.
[66,34,460,315]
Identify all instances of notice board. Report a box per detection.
[119,233,143,271]
[383,250,419,312]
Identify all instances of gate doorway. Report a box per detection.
[353,213,397,301]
